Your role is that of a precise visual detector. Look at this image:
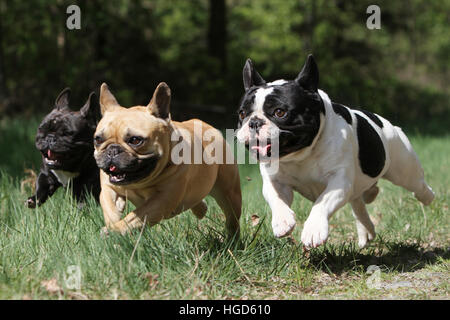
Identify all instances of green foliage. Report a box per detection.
[0,0,448,129]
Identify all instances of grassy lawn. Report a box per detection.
[0,118,448,299]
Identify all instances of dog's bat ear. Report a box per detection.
[99,83,120,115]
[243,58,266,91]
[55,87,71,111]
[80,92,101,122]
[148,82,171,120]
[295,54,319,92]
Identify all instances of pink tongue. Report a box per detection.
[109,165,117,172]
[251,144,271,156]
[47,150,56,160]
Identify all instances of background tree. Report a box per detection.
[0,0,448,131]
[208,0,227,72]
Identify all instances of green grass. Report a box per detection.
[0,118,448,299]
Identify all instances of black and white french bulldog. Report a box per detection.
[26,88,101,208]
[236,54,435,249]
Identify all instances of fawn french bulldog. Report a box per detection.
[94,82,241,236]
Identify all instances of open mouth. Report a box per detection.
[248,140,272,159]
[106,165,128,184]
[102,155,160,185]
[42,149,65,166]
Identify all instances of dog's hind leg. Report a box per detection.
[210,164,242,238]
[191,200,208,219]
[350,197,376,248]
[363,183,379,204]
[383,127,435,205]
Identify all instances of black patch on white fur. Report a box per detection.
[238,55,325,157]
[238,81,324,157]
[355,114,386,178]
[332,103,352,125]
[361,110,384,128]
[237,91,255,127]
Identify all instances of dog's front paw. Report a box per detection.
[26,196,37,208]
[272,211,296,238]
[301,215,329,249]
[100,227,110,238]
[101,221,131,236]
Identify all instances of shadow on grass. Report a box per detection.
[308,241,449,275]
[180,218,448,277]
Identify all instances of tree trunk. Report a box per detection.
[207,0,227,72]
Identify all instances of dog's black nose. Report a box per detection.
[248,117,265,132]
[46,134,58,149]
[106,144,124,158]
[46,134,56,144]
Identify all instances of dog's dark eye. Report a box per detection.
[128,136,144,146]
[274,108,287,118]
[239,110,246,120]
[94,136,104,145]
[63,127,74,134]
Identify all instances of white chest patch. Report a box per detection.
[51,170,80,187]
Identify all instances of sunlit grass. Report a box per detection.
[0,119,448,299]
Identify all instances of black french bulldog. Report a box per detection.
[26,88,101,208]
